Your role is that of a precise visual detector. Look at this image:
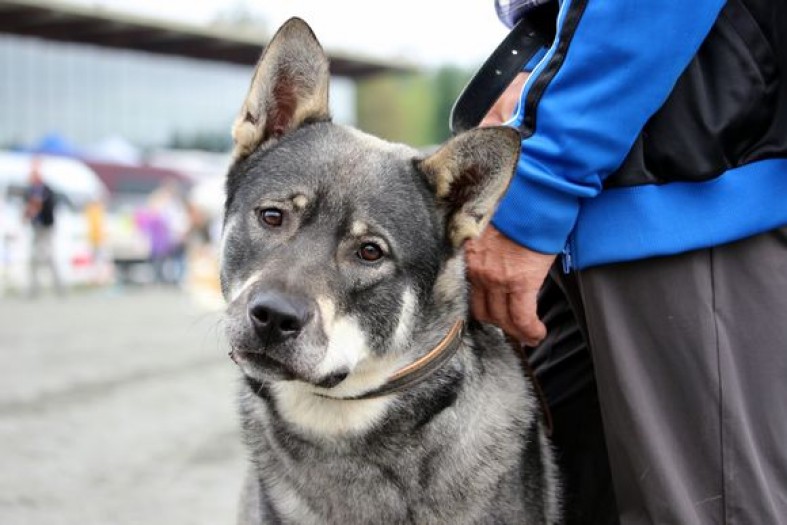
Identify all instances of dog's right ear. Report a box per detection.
[231,17,331,160]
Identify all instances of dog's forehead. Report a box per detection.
[242,123,427,206]
[335,125,418,160]
[289,124,418,185]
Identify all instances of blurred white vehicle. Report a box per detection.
[0,152,108,293]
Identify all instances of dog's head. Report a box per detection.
[221,18,519,396]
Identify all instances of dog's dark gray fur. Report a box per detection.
[220,18,560,525]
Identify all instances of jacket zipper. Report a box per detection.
[561,235,575,274]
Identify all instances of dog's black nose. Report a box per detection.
[247,291,311,343]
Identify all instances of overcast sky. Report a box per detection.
[66,0,509,68]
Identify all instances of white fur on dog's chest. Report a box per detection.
[271,381,393,436]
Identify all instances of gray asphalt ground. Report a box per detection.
[0,288,245,525]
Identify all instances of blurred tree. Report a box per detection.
[431,66,472,143]
[357,74,434,147]
[356,67,471,148]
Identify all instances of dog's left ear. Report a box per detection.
[418,126,520,247]
[231,17,331,160]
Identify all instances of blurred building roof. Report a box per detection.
[0,0,413,78]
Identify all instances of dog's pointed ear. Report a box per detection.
[231,17,331,160]
[418,127,520,247]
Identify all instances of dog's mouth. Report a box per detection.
[232,350,296,380]
[230,350,349,389]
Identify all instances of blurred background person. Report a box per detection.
[140,178,189,286]
[23,157,64,297]
[84,196,110,285]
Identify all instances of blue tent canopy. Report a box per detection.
[17,133,82,157]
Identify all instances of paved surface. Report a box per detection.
[0,288,245,525]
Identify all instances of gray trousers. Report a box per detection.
[29,225,62,295]
[571,227,787,524]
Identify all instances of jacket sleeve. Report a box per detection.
[491,0,726,254]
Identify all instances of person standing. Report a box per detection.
[24,157,63,297]
[84,197,109,284]
[466,0,787,524]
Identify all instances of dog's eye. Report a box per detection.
[257,208,284,227]
[357,242,384,263]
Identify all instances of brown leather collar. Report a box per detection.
[326,318,466,400]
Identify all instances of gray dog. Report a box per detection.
[220,17,560,525]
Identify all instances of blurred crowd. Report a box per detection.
[1,152,225,305]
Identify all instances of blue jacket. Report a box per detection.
[492,0,787,270]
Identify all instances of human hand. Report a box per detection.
[479,72,529,127]
[469,72,553,345]
[465,224,555,346]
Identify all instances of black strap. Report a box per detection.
[508,336,554,437]
[449,17,550,135]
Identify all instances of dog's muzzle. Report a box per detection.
[230,288,345,385]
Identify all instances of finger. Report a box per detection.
[508,290,546,346]
[486,288,526,341]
